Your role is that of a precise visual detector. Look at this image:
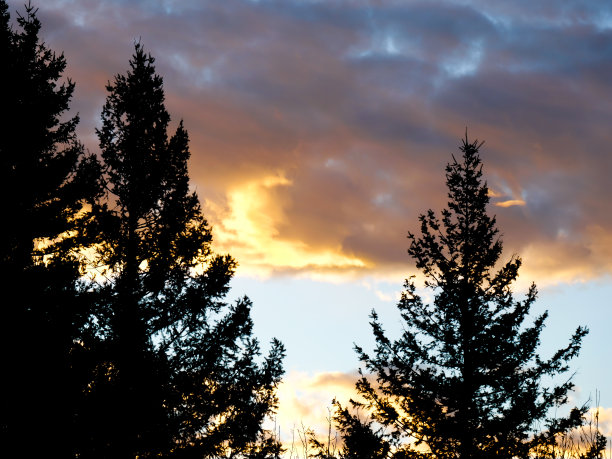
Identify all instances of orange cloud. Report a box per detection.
[495,199,526,208]
[205,172,369,277]
[516,225,612,287]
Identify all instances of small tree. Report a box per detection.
[83,43,284,457]
[333,400,390,459]
[344,135,590,458]
[0,1,102,454]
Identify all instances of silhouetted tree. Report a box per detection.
[0,1,102,455]
[333,400,390,459]
[84,43,284,457]
[344,135,590,458]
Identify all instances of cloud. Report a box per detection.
[495,199,526,208]
[592,406,612,438]
[271,370,361,446]
[518,225,612,286]
[8,0,612,285]
[204,172,368,275]
[274,371,612,454]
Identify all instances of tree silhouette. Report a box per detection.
[333,400,390,459]
[82,43,285,457]
[341,135,590,458]
[0,1,102,454]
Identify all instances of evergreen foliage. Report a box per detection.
[0,1,102,454]
[333,400,390,459]
[339,135,591,458]
[2,2,603,457]
[82,43,285,457]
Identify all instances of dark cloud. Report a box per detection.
[8,0,612,282]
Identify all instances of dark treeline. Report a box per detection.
[0,2,284,457]
[0,2,604,458]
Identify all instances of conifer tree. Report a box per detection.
[332,401,390,459]
[0,1,102,454]
[342,135,589,458]
[87,43,284,457]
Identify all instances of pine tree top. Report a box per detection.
[349,134,588,458]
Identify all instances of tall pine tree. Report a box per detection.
[341,135,589,458]
[84,43,284,458]
[0,1,102,454]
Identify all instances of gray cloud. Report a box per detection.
[9,0,612,282]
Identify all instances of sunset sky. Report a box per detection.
[10,0,612,442]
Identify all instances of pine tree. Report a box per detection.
[0,1,102,454]
[344,135,589,458]
[86,43,284,457]
[333,400,390,459]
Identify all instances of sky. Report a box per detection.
[9,0,612,445]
